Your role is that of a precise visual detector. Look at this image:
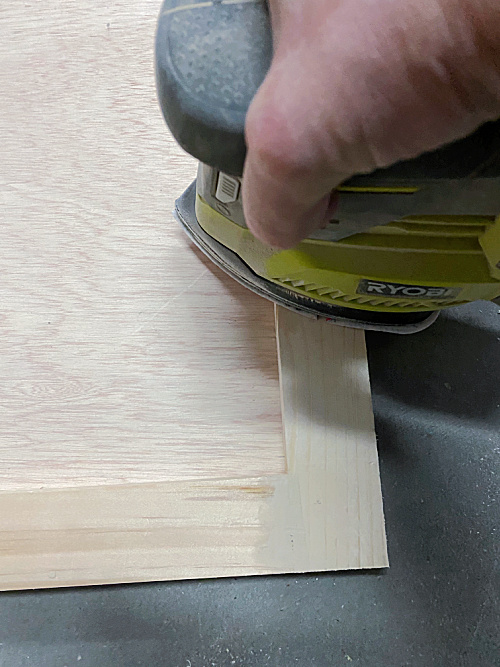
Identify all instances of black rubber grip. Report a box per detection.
[155,0,500,181]
[155,0,271,176]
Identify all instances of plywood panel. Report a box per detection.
[0,0,285,489]
[0,1,387,589]
[0,308,387,591]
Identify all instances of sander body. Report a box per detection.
[155,0,500,333]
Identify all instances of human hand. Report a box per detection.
[242,0,500,248]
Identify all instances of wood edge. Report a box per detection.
[0,308,389,592]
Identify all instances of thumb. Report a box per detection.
[242,101,348,248]
[241,2,358,249]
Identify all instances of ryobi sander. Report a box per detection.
[155,0,500,334]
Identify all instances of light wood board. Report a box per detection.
[0,0,285,489]
[0,1,387,590]
[0,307,387,591]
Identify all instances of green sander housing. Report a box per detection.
[155,0,500,333]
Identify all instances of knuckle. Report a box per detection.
[245,104,315,180]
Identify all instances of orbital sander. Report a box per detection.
[155,0,500,333]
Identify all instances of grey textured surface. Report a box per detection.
[0,301,498,667]
[155,0,272,175]
[168,3,271,110]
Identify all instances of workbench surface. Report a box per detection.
[1,302,498,667]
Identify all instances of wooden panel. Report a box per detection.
[0,1,387,589]
[0,0,285,489]
[275,307,388,571]
[0,308,387,591]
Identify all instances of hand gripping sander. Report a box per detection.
[155,0,500,334]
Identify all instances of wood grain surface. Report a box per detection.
[275,307,388,571]
[0,308,387,591]
[0,1,388,589]
[0,1,285,489]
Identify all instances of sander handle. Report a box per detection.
[155,0,500,184]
